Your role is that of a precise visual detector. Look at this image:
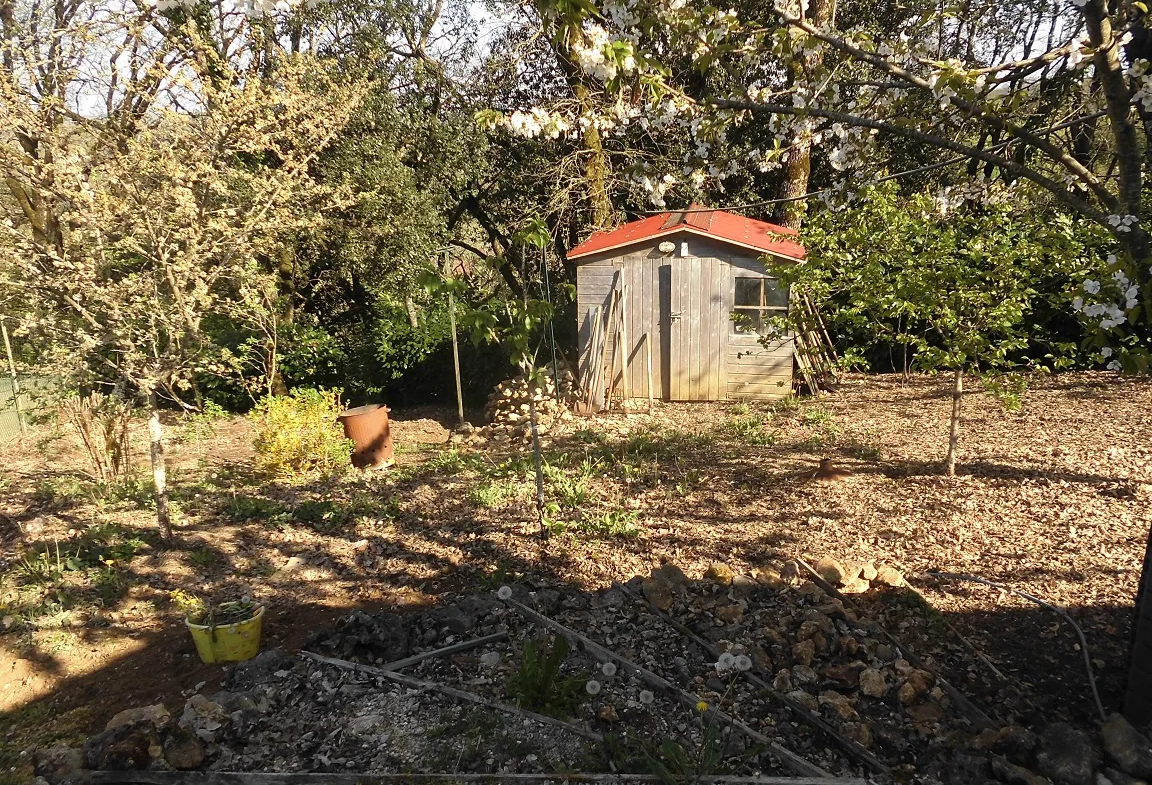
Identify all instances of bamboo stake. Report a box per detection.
[504,600,831,778]
[445,253,465,426]
[299,651,602,742]
[376,631,507,672]
[644,332,654,413]
[1,319,26,435]
[611,582,889,775]
[78,771,867,785]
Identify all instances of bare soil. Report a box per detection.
[1,373,1150,769]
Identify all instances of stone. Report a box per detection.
[1036,723,1096,785]
[840,636,860,656]
[802,609,835,635]
[818,690,860,721]
[813,556,846,585]
[874,565,906,587]
[479,652,501,668]
[642,578,674,611]
[704,563,736,585]
[162,727,205,770]
[179,695,230,743]
[859,667,888,698]
[227,648,293,691]
[874,644,896,662]
[652,563,688,585]
[822,662,865,688]
[795,581,827,600]
[105,704,170,732]
[1103,768,1148,785]
[773,669,794,692]
[787,690,820,713]
[731,574,759,595]
[992,756,1051,785]
[904,701,945,724]
[893,658,914,677]
[598,705,620,723]
[715,604,744,623]
[843,721,873,749]
[860,562,879,581]
[1102,713,1152,778]
[750,644,773,673]
[898,669,934,704]
[792,639,816,667]
[840,577,871,595]
[754,567,785,588]
[34,745,84,783]
[792,664,818,684]
[83,720,160,770]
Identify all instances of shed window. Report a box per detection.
[732,276,788,334]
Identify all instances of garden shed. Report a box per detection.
[569,207,817,403]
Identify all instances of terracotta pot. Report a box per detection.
[337,404,394,468]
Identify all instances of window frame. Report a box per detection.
[731,275,789,337]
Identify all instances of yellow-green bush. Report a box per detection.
[250,388,353,478]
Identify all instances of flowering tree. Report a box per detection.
[0,0,363,537]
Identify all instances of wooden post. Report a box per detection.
[1,318,25,435]
[946,367,963,476]
[620,285,629,406]
[444,253,464,426]
[644,332,653,414]
[583,306,601,408]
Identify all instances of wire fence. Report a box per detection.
[0,375,48,442]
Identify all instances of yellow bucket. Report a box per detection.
[186,605,265,664]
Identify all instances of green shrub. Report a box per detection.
[250,388,353,478]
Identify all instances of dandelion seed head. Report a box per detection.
[639,690,655,704]
[602,662,618,677]
[586,680,602,695]
[497,586,513,600]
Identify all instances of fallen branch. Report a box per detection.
[795,560,997,731]
[378,631,508,672]
[299,650,602,742]
[77,771,868,785]
[504,599,833,779]
[611,581,890,776]
[926,571,1106,721]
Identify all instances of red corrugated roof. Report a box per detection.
[568,206,805,261]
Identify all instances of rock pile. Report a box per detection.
[455,369,577,447]
[33,558,1152,785]
[805,555,906,594]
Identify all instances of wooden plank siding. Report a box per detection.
[575,233,795,402]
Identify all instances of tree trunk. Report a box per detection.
[148,396,173,539]
[772,0,834,229]
[1126,526,1152,725]
[945,368,962,476]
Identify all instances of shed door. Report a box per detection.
[669,257,725,400]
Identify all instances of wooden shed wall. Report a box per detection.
[575,233,795,401]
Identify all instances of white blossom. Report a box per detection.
[1108,359,1122,370]
[1083,279,1101,294]
[1100,346,1113,358]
